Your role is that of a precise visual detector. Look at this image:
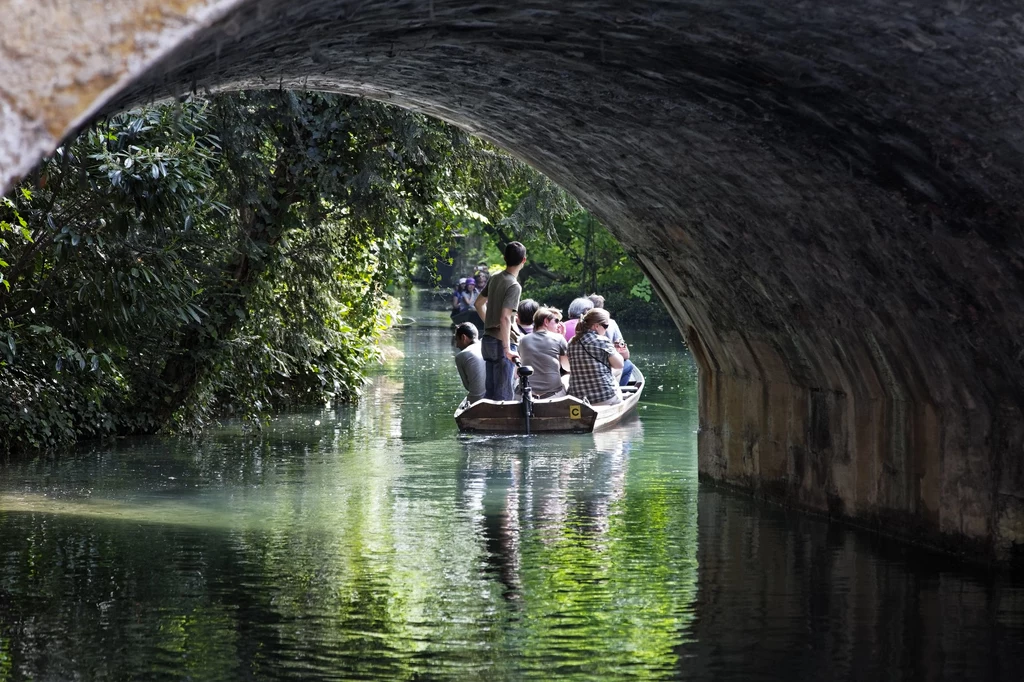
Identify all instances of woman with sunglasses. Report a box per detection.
[567,308,624,406]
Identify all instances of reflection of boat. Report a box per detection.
[454,369,644,433]
[590,412,644,455]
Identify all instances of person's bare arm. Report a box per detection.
[499,308,519,361]
[608,350,624,370]
[559,354,571,372]
[474,293,487,319]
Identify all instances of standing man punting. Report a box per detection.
[474,241,527,401]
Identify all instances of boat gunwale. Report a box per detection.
[454,370,644,433]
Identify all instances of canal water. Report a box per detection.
[0,294,1021,681]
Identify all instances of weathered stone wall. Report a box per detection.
[3,0,1023,558]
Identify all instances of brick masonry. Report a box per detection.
[2,0,1023,559]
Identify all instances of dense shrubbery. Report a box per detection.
[1,90,665,455]
[520,282,672,328]
[447,182,673,328]
[0,93,478,453]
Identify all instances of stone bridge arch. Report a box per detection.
[3,0,1023,558]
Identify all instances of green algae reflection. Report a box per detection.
[0,323,699,680]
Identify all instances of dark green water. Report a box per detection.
[0,294,1021,681]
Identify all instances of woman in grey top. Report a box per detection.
[517,307,570,399]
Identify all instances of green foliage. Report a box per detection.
[0,89,668,455]
[0,92,482,453]
[0,101,218,451]
[520,210,637,292]
[630,277,652,303]
[0,196,30,293]
[448,162,670,325]
[153,91,478,434]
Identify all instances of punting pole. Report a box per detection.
[515,360,534,436]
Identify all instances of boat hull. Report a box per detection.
[450,309,485,332]
[454,371,644,434]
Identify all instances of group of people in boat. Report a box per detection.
[453,241,638,407]
[449,263,490,328]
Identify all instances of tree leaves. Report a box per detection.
[2,89,589,451]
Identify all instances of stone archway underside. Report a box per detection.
[3,0,1023,558]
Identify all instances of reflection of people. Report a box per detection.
[591,413,643,457]
[454,322,486,404]
[457,442,522,600]
[474,242,526,401]
[562,297,594,340]
[456,416,638,598]
[518,307,569,399]
[567,308,623,405]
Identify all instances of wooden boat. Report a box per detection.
[455,369,644,434]
[450,308,485,332]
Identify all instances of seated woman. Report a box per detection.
[460,277,479,310]
[567,308,624,406]
[562,297,595,340]
[518,306,569,399]
[450,277,485,330]
[452,278,469,312]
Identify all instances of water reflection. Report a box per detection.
[458,417,644,602]
[0,299,1021,680]
[682,491,1024,681]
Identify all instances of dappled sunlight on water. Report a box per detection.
[0,292,1020,680]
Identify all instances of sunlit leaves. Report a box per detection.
[630,277,653,302]
[0,101,220,451]
[1,89,569,451]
